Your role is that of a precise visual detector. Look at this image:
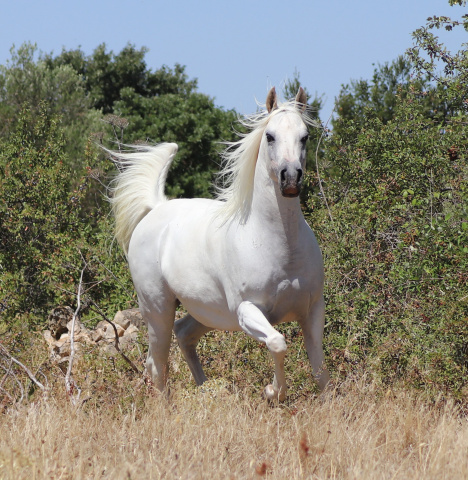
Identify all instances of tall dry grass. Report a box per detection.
[1,375,467,479]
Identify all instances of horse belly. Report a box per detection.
[153,204,240,329]
[164,259,238,330]
[180,297,241,330]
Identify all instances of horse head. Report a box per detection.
[263,87,309,198]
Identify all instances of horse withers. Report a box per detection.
[109,87,330,401]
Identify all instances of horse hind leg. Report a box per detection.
[143,301,177,392]
[174,313,212,385]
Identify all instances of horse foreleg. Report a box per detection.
[174,314,212,385]
[301,296,330,391]
[237,301,287,401]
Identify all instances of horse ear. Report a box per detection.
[266,87,278,113]
[295,87,307,112]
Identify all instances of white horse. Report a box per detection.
[110,87,329,400]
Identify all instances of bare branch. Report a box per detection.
[0,344,45,391]
[90,255,137,301]
[314,108,339,241]
[0,359,25,404]
[101,114,129,153]
[65,265,86,405]
[0,384,15,404]
[0,360,12,390]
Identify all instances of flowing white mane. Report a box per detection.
[215,99,319,222]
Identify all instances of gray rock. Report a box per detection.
[114,308,144,328]
[48,306,75,340]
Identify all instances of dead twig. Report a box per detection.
[0,344,45,392]
[65,265,85,405]
[315,109,335,228]
[90,255,136,301]
[0,360,12,390]
[101,114,129,155]
[0,362,23,404]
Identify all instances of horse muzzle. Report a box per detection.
[279,163,303,198]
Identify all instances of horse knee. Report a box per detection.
[266,333,286,356]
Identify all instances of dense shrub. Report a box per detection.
[1,4,467,403]
[0,105,86,318]
[0,104,134,325]
[306,85,468,397]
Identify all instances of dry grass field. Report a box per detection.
[1,366,467,480]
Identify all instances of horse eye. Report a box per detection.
[301,134,309,144]
[266,133,275,143]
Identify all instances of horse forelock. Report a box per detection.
[215,99,318,223]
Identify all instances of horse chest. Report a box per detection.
[223,224,320,320]
[255,276,312,325]
[237,256,313,319]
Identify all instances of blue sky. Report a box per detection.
[1,1,466,120]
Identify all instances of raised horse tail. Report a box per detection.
[108,143,178,255]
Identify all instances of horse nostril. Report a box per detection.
[297,169,303,183]
[280,168,287,183]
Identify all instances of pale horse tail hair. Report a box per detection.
[107,143,178,256]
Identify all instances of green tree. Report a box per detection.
[0,104,135,324]
[1,43,238,200]
[44,44,198,114]
[44,43,237,198]
[407,11,468,116]
[0,43,102,171]
[311,88,467,396]
[305,2,468,397]
[0,104,88,318]
[334,56,413,126]
[112,88,236,198]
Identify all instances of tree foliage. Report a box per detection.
[332,55,459,135]
[334,56,413,127]
[0,105,87,317]
[407,12,468,115]
[43,44,198,114]
[0,104,135,323]
[0,43,237,199]
[306,5,468,397]
[0,43,101,170]
[112,86,236,198]
[1,3,467,401]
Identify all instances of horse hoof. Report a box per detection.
[264,385,286,402]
